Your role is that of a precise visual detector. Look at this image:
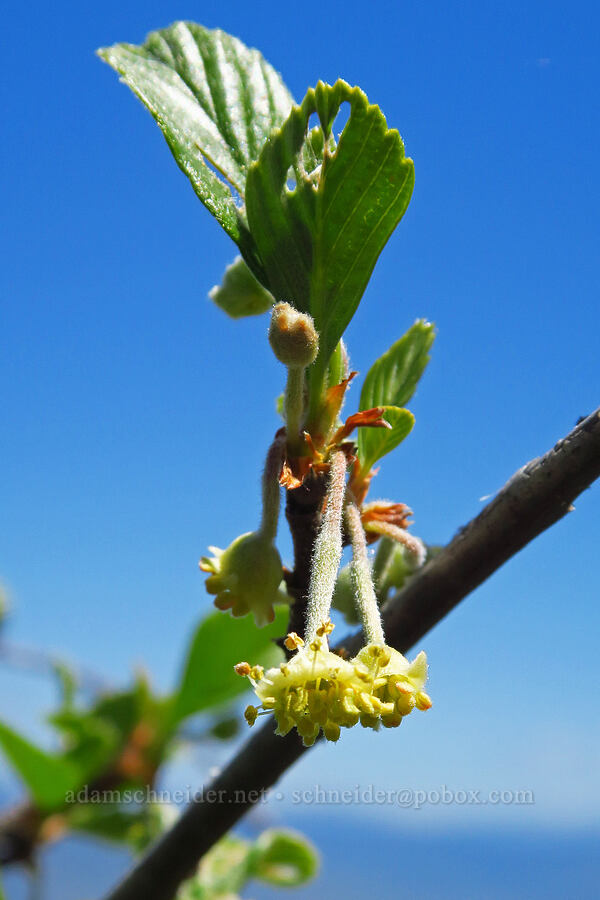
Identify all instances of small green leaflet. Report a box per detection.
[358,405,414,473]
[245,80,414,408]
[357,320,434,469]
[360,319,434,411]
[210,256,275,318]
[98,21,294,263]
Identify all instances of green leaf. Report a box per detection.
[0,867,5,900]
[245,80,414,406]
[98,22,294,256]
[360,319,435,412]
[47,678,165,786]
[48,708,121,780]
[180,834,251,899]
[0,721,82,811]
[249,829,319,887]
[67,806,144,845]
[325,340,348,390]
[168,606,287,726]
[90,680,150,739]
[358,405,414,472]
[209,255,274,318]
[67,802,169,853]
[356,319,433,468]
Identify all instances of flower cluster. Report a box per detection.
[238,623,431,746]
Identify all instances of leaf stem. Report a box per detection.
[344,502,385,645]
[304,450,347,644]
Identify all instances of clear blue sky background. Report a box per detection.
[1,0,599,897]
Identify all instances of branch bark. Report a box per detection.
[93,409,600,897]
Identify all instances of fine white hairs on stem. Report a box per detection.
[344,501,385,646]
[268,302,319,449]
[364,521,427,568]
[304,450,348,644]
[284,365,304,448]
[259,435,285,542]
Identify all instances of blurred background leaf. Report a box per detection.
[167,606,287,727]
[0,722,83,811]
[176,829,318,899]
[247,828,319,886]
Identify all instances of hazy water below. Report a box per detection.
[2,812,598,898]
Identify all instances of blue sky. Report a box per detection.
[1,0,599,895]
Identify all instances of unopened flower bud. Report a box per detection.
[269,302,319,367]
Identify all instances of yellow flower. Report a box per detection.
[237,627,431,745]
[238,632,361,746]
[200,532,285,627]
[350,644,432,729]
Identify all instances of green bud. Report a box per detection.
[331,565,360,625]
[268,302,319,368]
[200,532,284,627]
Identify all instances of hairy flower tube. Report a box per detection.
[200,532,284,626]
[236,454,431,743]
[201,436,286,626]
[239,626,431,745]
